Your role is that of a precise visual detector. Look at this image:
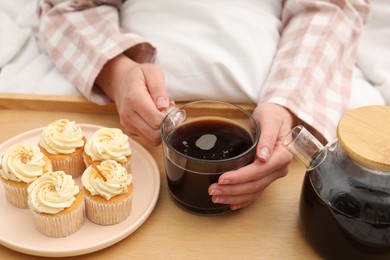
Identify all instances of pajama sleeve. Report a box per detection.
[37,0,156,104]
[260,0,371,142]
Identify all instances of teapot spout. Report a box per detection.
[283,125,327,170]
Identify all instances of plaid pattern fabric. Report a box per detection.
[261,0,371,141]
[37,0,156,104]
[37,0,370,142]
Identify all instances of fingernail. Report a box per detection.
[218,179,229,185]
[156,96,169,110]
[210,189,222,195]
[230,205,241,210]
[213,196,222,203]
[258,147,270,162]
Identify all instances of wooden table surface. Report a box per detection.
[0,94,323,259]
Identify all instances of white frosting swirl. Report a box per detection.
[81,160,132,200]
[0,144,48,183]
[39,119,84,155]
[84,128,131,163]
[28,171,80,214]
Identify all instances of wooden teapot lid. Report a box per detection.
[337,105,390,170]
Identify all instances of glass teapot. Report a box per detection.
[283,106,390,259]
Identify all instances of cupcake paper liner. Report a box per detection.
[1,180,29,208]
[84,194,133,225]
[51,153,86,179]
[31,199,85,238]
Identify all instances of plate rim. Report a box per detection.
[0,124,161,257]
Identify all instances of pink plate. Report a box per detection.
[0,124,160,257]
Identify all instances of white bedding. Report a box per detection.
[0,1,81,96]
[355,0,390,106]
[0,0,387,107]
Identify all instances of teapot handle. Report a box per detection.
[283,125,327,170]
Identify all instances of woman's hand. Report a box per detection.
[208,103,297,210]
[96,54,173,145]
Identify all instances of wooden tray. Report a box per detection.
[0,93,255,115]
[0,93,319,260]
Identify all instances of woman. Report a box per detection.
[37,0,371,210]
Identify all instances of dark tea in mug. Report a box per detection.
[161,101,259,215]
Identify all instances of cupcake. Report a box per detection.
[0,143,51,208]
[81,160,133,225]
[39,119,86,178]
[28,170,84,238]
[83,128,132,173]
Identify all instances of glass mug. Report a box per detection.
[161,100,260,215]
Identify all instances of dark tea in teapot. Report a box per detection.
[300,143,390,259]
[284,106,390,259]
